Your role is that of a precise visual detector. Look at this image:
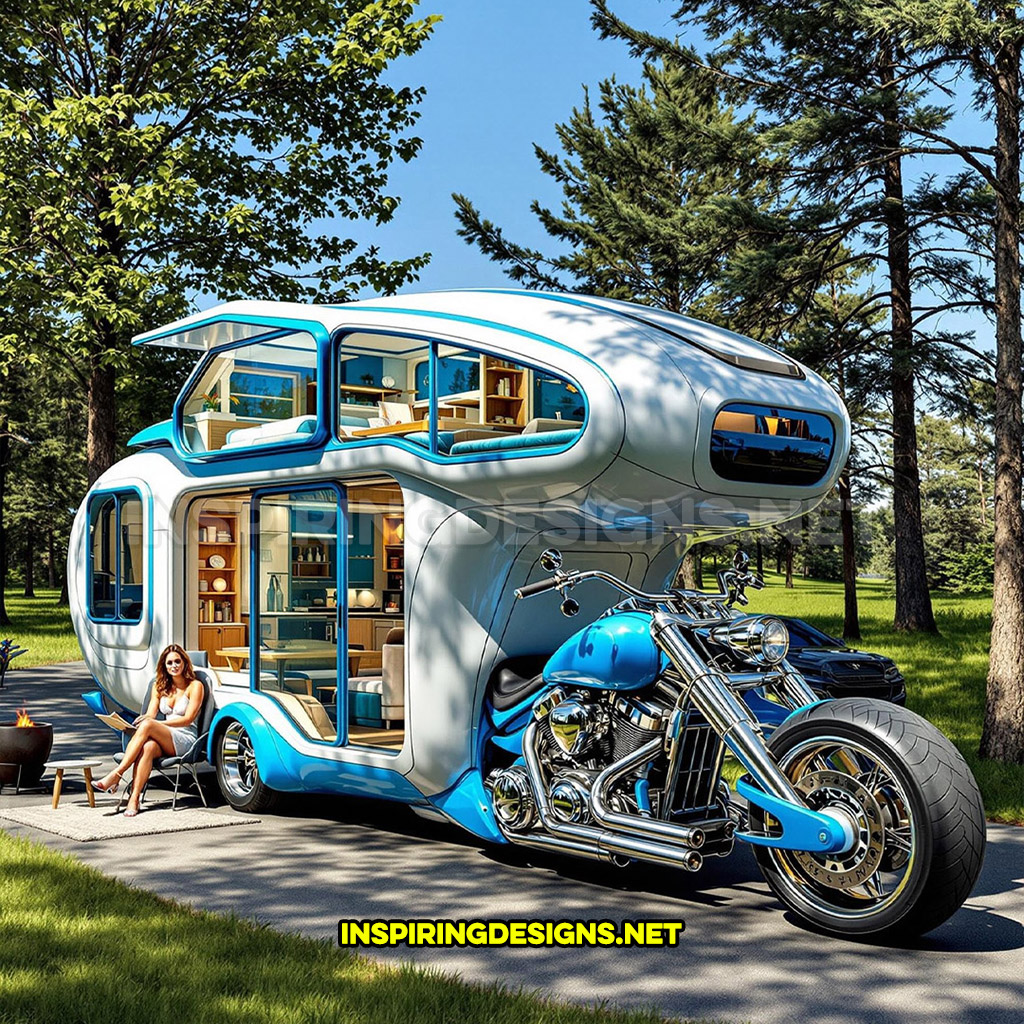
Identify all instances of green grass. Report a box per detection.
[745,572,1023,824]
[0,832,722,1024]
[1,589,83,668]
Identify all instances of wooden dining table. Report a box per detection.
[216,643,379,687]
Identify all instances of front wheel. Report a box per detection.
[215,720,281,813]
[750,698,985,939]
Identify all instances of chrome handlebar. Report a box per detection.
[514,549,764,613]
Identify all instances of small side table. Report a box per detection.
[44,759,104,809]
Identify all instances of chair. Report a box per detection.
[118,672,218,811]
[378,401,416,425]
[346,627,404,728]
[152,673,217,809]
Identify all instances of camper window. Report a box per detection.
[88,489,144,623]
[710,402,836,486]
[179,329,320,454]
[335,332,585,457]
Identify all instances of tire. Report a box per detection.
[215,719,281,813]
[749,698,985,939]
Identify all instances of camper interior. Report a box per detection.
[185,478,406,750]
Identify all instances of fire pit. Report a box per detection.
[0,709,54,788]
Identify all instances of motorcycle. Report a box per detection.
[482,548,986,939]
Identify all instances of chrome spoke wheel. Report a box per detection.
[219,722,258,801]
[764,736,916,921]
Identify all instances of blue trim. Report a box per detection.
[209,699,422,799]
[128,420,174,448]
[734,775,852,854]
[327,314,595,464]
[169,315,330,462]
[431,771,505,842]
[429,341,439,455]
[85,487,148,625]
[781,699,830,724]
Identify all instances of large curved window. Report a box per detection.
[180,330,319,453]
[336,332,585,457]
[710,403,835,485]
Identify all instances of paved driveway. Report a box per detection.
[2,664,1021,1024]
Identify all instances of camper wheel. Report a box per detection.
[215,719,280,812]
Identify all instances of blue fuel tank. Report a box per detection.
[543,612,663,691]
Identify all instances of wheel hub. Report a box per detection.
[791,770,885,890]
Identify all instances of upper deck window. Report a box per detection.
[335,332,585,457]
[180,330,319,453]
[88,490,144,622]
[711,402,835,486]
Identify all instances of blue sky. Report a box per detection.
[345,0,991,357]
[354,0,675,296]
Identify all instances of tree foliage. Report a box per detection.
[0,0,438,479]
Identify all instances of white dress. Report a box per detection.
[159,691,199,757]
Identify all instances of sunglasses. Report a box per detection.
[165,658,184,666]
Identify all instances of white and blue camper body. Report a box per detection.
[69,289,849,834]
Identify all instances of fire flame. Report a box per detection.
[15,708,36,727]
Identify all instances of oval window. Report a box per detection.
[710,403,835,486]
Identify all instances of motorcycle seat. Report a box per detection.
[487,654,551,712]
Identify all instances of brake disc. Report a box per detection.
[790,770,886,890]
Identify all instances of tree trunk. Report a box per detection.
[47,529,56,588]
[982,24,1024,764]
[23,524,34,598]
[838,468,861,640]
[694,547,704,589]
[881,45,937,634]
[755,536,764,578]
[0,422,8,627]
[784,540,794,588]
[678,548,697,589]
[87,359,118,485]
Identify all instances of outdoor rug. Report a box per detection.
[0,801,260,842]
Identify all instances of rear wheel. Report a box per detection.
[750,698,985,938]
[215,720,280,813]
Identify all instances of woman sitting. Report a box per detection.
[94,644,204,816]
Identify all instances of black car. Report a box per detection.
[780,618,906,704]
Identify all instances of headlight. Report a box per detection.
[711,616,790,665]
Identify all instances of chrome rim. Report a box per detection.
[764,735,917,921]
[219,721,258,801]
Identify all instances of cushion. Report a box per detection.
[348,676,383,695]
[448,429,582,456]
[224,415,317,446]
[523,418,583,434]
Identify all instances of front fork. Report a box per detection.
[650,612,855,856]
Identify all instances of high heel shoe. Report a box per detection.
[94,772,123,794]
[124,801,141,818]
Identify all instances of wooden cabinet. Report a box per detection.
[197,509,245,663]
[348,618,373,650]
[482,356,528,427]
[382,514,404,614]
[198,625,245,667]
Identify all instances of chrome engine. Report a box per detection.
[486,679,736,871]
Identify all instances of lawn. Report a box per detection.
[0,589,82,668]
[0,832,712,1024]
[745,572,1023,823]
